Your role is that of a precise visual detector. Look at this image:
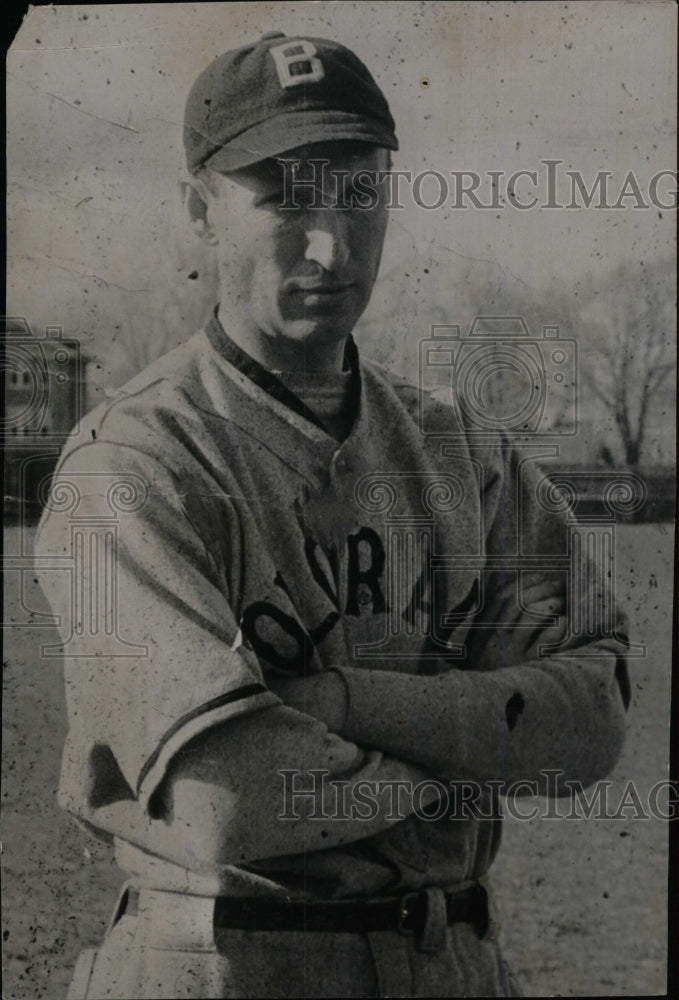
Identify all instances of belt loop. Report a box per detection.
[474,881,492,940]
[137,889,218,952]
[416,888,448,954]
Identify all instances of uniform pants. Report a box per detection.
[67,884,524,999]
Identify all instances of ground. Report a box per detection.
[1,521,673,998]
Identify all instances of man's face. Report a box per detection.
[199,141,390,351]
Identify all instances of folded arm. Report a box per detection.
[149,703,438,868]
[271,642,627,794]
[269,443,631,794]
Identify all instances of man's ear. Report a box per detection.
[179,178,218,245]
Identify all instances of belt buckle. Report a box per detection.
[397,890,426,936]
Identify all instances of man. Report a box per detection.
[36,32,630,999]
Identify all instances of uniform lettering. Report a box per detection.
[241,568,340,674]
[241,601,314,674]
[304,538,340,609]
[345,527,387,615]
[275,564,341,644]
[242,527,387,666]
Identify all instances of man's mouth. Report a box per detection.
[286,278,354,295]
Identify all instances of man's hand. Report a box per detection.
[267,670,348,733]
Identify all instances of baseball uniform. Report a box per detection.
[36,310,630,998]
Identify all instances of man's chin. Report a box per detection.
[273,316,356,346]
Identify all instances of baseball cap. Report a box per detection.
[183,31,398,174]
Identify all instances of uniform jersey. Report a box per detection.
[35,310,630,901]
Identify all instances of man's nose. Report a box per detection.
[304,211,350,271]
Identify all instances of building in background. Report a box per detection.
[3,318,86,520]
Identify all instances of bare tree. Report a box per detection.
[579,257,676,468]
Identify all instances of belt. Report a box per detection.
[125,883,488,941]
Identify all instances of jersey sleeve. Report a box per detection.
[35,440,280,816]
[332,438,631,793]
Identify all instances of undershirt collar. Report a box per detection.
[205,308,361,440]
[273,370,354,442]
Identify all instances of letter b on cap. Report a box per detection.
[270,40,325,88]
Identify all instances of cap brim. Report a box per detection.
[202,110,398,172]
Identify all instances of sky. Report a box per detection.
[6,1,677,374]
